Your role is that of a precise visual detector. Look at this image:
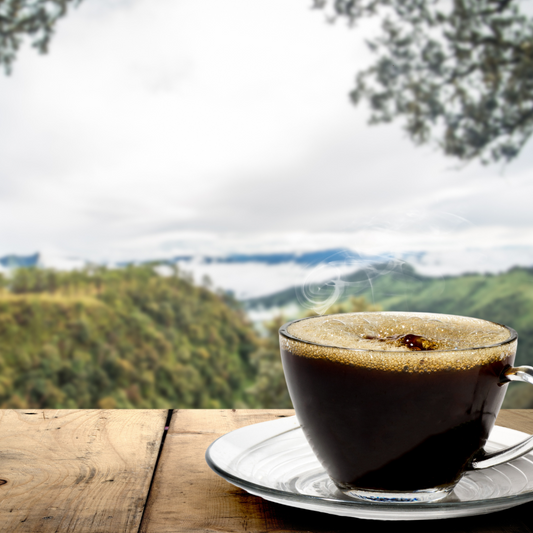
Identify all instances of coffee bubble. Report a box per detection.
[282,312,516,372]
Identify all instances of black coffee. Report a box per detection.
[280,312,517,492]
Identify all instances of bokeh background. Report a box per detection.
[1,0,533,409]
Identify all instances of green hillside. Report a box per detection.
[2,263,533,410]
[0,265,263,409]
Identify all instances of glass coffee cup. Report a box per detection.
[279,311,533,503]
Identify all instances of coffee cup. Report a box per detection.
[279,311,533,503]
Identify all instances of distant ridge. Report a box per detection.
[115,249,389,268]
[2,247,533,301]
[165,249,388,266]
[1,249,385,270]
[204,249,387,266]
[0,253,40,269]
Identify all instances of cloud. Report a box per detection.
[0,0,531,261]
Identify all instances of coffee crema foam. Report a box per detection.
[282,312,516,372]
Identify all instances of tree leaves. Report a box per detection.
[0,0,81,74]
[3,0,532,163]
[0,265,262,409]
[316,0,533,163]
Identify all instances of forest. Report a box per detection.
[1,263,533,409]
[0,265,265,409]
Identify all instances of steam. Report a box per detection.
[296,210,471,315]
[296,251,404,315]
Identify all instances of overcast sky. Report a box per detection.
[1,0,533,263]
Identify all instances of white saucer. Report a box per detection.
[205,416,533,521]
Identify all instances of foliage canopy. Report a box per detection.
[3,0,533,162]
[315,0,533,163]
[0,264,263,409]
[0,0,80,74]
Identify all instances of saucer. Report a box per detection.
[205,416,533,521]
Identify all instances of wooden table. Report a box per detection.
[0,410,532,532]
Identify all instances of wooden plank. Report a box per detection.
[140,409,293,533]
[496,409,533,434]
[141,409,533,533]
[0,409,167,533]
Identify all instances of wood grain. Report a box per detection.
[139,409,294,533]
[496,409,533,434]
[0,409,167,533]
[140,409,533,533]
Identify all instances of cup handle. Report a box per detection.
[470,366,533,470]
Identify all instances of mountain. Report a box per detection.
[2,262,533,409]
[0,253,85,271]
[0,253,40,269]
[3,245,533,301]
[179,249,387,266]
[0,264,265,409]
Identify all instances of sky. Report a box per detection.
[1,0,533,265]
